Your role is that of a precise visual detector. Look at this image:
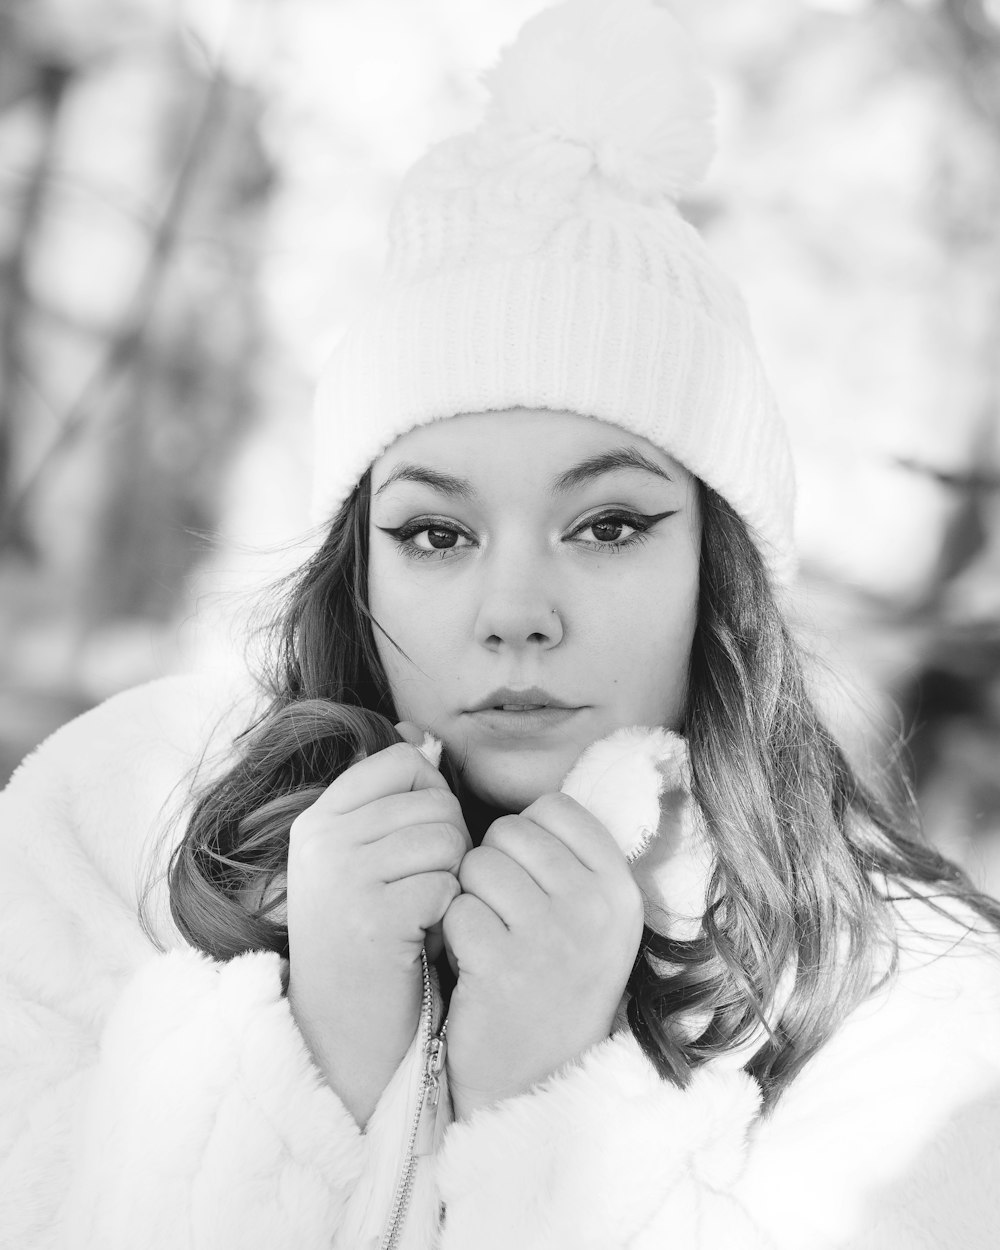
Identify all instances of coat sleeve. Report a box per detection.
[0,677,414,1250]
[435,909,1000,1250]
[52,948,366,1250]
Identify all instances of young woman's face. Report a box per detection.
[368,408,702,813]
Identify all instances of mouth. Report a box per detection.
[464,688,584,739]
[468,686,577,713]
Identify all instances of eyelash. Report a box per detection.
[376,508,676,562]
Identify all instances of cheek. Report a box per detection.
[588,558,699,719]
[368,553,458,707]
[644,600,698,722]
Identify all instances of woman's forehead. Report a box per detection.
[369,407,692,486]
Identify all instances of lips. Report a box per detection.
[463,687,584,739]
[468,686,576,713]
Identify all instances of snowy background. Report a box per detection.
[1,0,998,890]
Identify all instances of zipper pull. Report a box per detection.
[424,1033,447,1109]
[414,1030,448,1159]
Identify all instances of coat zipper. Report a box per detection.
[378,948,448,1250]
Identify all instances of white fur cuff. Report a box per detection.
[57,949,364,1249]
[435,1032,761,1249]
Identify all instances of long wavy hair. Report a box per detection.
[166,471,1000,1108]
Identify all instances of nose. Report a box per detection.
[473,547,564,653]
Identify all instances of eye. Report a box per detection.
[578,515,640,544]
[409,524,469,552]
[375,519,475,560]
[569,507,676,550]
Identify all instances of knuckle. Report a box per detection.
[289,804,324,842]
[437,791,467,827]
[526,790,575,822]
[457,845,487,890]
[441,892,467,939]
[287,820,329,871]
[403,787,446,821]
[440,871,463,907]
[422,820,451,854]
[419,787,455,820]
[416,871,460,920]
[482,813,523,849]
[424,821,464,862]
[442,892,483,946]
[446,820,469,859]
[371,740,426,779]
[384,739,421,761]
[288,811,309,847]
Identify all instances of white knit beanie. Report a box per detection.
[312,0,796,582]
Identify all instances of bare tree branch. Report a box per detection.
[0,60,72,557]
[0,53,232,553]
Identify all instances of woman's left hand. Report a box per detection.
[441,792,644,1121]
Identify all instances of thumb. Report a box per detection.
[396,720,444,770]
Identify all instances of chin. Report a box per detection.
[456,748,575,815]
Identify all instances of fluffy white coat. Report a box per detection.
[2,675,1000,1249]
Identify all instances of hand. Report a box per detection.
[286,729,470,1127]
[442,791,644,1120]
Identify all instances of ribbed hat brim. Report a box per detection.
[312,256,796,583]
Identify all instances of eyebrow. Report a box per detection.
[373,465,475,501]
[372,446,673,501]
[552,447,673,494]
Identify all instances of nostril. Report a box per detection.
[477,603,564,649]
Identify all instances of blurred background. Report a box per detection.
[1,0,998,891]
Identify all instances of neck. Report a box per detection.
[459,787,509,846]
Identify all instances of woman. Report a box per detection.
[3,2,1000,1248]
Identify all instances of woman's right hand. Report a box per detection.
[285,731,469,1128]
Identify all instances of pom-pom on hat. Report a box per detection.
[312,0,796,581]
